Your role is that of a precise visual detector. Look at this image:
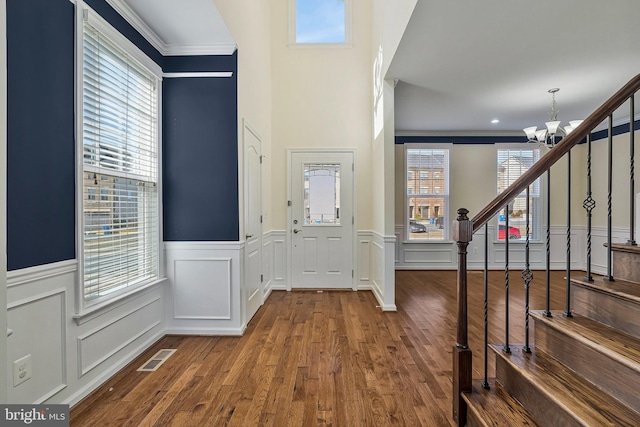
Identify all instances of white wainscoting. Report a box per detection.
[164,241,245,335]
[264,231,287,292]
[6,260,166,407]
[358,231,397,311]
[395,225,587,271]
[590,226,629,276]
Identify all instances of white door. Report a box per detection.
[244,121,262,322]
[289,151,354,289]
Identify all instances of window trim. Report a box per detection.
[495,144,543,243]
[288,0,353,47]
[74,2,164,315]
[404,144,452,242]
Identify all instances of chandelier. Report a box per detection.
[523,88,583,147]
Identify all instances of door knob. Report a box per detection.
[245,233,254,239]
[293,229,302,234]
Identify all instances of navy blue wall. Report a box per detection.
[162,64,239,241]
[7,0,76,270]
[6,0,241,270]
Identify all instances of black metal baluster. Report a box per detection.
[583,134,595,282]
[482,224,490,390]
[503,204,511,354]
[522,187,533,353]
[564,150,573,317]
[544,168,552,317]
[605,115,615,281]
[629,94,637,246]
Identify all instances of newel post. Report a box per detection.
[452,208,473,426]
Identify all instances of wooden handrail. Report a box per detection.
[471,73,640,234]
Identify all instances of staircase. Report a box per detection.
[452,74,640,426]
[463,252,640,425]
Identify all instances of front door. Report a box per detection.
[244,121,262,323]
[289,150,354,289]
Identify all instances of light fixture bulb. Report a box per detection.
[523,126,537,140]
[546,121,561,135]
[535,129,548,142]
[569,120,584,129]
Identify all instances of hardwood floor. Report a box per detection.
[70,270,568,426]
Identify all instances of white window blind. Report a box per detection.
[497,148,541,241]
[82,20,159,302]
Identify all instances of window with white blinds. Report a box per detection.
[81,18,160,303]
[497,148,541,241]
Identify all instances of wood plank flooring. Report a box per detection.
[71,270,568,426]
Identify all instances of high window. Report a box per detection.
[79,10,161,305]
[497,148,541,241]
[406,147,450,240]
[290,0,352,45]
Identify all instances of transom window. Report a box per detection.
[80,10,161,305]
[497,148,541,241]
[290,0,352,45]
[406,147,450,240]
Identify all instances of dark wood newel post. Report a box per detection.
[452,208,473,426]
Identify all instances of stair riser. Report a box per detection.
[495,352,582,427]
[572,284,640,339]
[612,249,640,284]
[535,321,640,413]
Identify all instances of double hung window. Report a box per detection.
[496,148,541,241]
[406,147,450,240]
[80,11,161,304]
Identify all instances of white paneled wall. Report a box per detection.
[6,260,165,406]
[164,242,245,335]
[394,224,626,275]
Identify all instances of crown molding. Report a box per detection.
[105,0,237,56]
[163,43,237,56]
[104,0,166,53]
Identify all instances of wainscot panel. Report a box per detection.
[6,260,166,407]
[77,297,162,376]
[7,288,66,404]
[164,242,245,335]
[395,225,587,272]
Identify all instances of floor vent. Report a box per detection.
[137,349,177,372]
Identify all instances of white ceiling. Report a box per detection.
[118,0,639,134]
[117,0,235,55]
[388,0,640,134]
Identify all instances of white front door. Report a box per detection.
[289,150,354,289]
[244,121,262,323]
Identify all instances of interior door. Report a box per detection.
[290,151,354,289]
[244,122,262,323]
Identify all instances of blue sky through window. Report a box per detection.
[296,0,346,43]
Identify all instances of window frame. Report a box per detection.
[495,145,542,243]
[404,144,451,242]
[288,0,353,47]
[75,4,164,314]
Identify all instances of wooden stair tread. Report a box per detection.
[463,379,541,427]
[606,243,640,255]
[571,276,640,304]
[490,344,640,426]
[531,310,640,369]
